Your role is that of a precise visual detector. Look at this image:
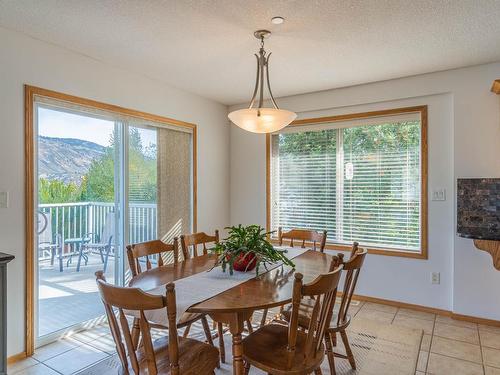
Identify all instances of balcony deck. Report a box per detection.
[38,253,115,337]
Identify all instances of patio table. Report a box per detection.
[64,237,91,272]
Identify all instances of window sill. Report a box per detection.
[270,238,428,260]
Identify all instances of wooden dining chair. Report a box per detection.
[278,227,328,252]
[126,239,217,357]
[324,247,367,374]
[179,230,219,259]
[281,244,367,374]
[242,257,342,375]
[180,230,233,363]
[127,239,180,278]
[259,227,329,327]
[95,271,219,374]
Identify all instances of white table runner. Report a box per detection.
[138,246,308,327]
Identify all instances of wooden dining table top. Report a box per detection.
[129,249,335,314]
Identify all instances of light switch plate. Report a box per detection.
[432,188,446,201]
[0,191,8,208]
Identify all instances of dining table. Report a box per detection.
[129,248,335,375]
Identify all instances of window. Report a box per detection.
[268,106,427,257]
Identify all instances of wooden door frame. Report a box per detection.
[24,85,197,355]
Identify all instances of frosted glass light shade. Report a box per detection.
[228,108,297,133]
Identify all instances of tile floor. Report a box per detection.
[9,300,500,375]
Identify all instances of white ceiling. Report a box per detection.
[1,0,500,105]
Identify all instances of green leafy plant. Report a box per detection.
[211,225,295,275]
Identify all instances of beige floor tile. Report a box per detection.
[486,366,500,375]
[11,363,60,375]
[43,343,108,375]
[416,372,425,375]
[7,358,39,374]
[346,302,363,315]
[426,352,483,375]
[33,337,81,362]
[433,322,479,344]
[480,330,500,349]
[480,324,500,334]
[85,334,116,354]
[483,347,500,369]
[355,308,395,323]
[392,314,434,335]
[436,315,478,329]
[421,334,432,351]
[361,302,398,314]
[417,350,428,372]
[72,324,111,344]
[397,308,436,321]
[430,335,482,363]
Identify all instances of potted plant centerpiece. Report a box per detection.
[211,225,295,275]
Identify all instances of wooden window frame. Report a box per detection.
[266,105,428,260]
[24,85,197,355]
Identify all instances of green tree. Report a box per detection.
[38,178,80,204]
[79,127,157,203]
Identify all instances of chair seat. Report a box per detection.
[134,335,219,374]
[282,299,351,331]
[242,324,324,375]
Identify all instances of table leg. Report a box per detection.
[76,244,83,272]
[231,329,244,374]
[58,246,63,272]
[209,311,252,375]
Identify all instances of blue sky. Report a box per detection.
[38,107,156,148]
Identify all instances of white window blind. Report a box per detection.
[271,129,337,237]
[270,112,423,252]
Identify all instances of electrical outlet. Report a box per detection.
[432,188,446,201]
[431,272,440,284]
[0,191,8,208]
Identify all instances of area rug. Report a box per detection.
[78,318,422,375]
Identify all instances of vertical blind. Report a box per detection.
[270,113,422,252]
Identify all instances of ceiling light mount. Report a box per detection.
[271,16,285,25]
[254,29,271,40]
[228,30,296,133]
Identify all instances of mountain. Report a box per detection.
[38,136,106,184]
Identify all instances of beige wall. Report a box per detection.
[230,62,500,319]
[0,27,230,356]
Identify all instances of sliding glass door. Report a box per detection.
[35,104,123,343]
[33,96,194,345]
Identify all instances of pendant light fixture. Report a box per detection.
[228,30,297,133]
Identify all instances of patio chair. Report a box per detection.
[80,212,114,272]
[37,211,63,272]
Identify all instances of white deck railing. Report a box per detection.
[38,202,157,253]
